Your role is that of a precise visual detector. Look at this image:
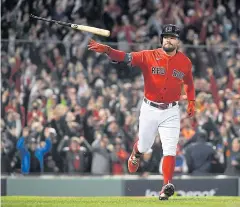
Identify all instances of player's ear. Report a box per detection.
[177,39,180,48]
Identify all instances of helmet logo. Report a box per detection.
[165,26,172,32]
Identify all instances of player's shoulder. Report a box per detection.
[141,48,166,57]
[131,49,155,54]
[177,51,192,64]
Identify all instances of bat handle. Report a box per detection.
[30,14,52,23]
[55,21,72,27]
[30,14,71,27]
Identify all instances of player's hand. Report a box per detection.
[187,100,195,117]
[88,39,110,54]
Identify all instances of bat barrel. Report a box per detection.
[71,24,110,37]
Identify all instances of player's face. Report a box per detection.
[162,35,179,53]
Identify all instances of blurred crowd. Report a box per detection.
[1,0,240,176]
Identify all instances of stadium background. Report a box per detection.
[1,0,240,196]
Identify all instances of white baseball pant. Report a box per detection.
[137,99,180,156]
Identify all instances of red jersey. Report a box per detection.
[130,48,195,103]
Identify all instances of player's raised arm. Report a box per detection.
[183,61,196,117]
[88,39,144,67]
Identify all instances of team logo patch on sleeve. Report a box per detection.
[172,69,185,80]
[124,53,132,64]
[152,67,165,75]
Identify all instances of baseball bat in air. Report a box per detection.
[29,14,110,37]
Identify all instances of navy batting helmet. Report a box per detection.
[161,24,181,39]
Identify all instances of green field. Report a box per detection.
[2,196,240,207]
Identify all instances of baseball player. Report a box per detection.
[88,24,195,200]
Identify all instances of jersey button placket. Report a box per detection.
[163,58,170,100]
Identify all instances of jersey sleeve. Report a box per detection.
[130,51,145,67]
[183,61,195,101]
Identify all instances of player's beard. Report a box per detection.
[163,44,176,52]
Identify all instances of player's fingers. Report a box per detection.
[87,43,93,48]
[88,47,96,51]
[88,47,104,53]
[88,46,98,50]
[89,40,100,47]
[89,43,101,50]
[89,39,96,44]
[88,42,97,47]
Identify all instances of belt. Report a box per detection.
[143,98,177,110]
